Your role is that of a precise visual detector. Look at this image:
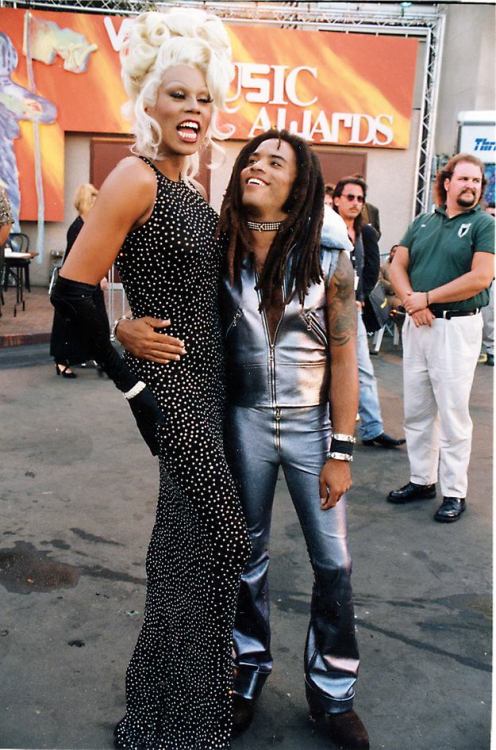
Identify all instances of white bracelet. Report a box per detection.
[327,451,353,462]
[332,433,356,444]
[110,314,132,343]
[123,381,146,401]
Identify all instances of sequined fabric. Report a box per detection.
[0,187,13,227]
[114,158,250,749]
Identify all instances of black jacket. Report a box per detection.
[354,223,380,302]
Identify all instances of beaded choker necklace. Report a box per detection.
[246,220,282,232]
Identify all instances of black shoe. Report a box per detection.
[362,432,406,448]
[387,481,436,504]
[434,497,466,523]
[55,363,77,379]
[232,693,256,738]
[486,354,494,367]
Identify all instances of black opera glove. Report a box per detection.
[50,276,165,455]
[126,384,166,457]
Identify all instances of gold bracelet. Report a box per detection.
[426,291,430,306]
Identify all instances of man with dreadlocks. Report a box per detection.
[116,130,369,750]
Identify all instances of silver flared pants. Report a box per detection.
[226,404,359,714]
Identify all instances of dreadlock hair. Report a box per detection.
[332,176,367,235]
[217,129,325,308]
[434,153,487,207]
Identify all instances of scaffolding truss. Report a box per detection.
[0,0,446,215]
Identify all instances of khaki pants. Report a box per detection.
[402,313,482,498]
[481,283,493,356]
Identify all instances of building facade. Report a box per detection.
[0,0,494,284]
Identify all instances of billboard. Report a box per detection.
[0,8,418,222]
[223,26,417,149]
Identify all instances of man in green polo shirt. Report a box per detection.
[387,153,494,523]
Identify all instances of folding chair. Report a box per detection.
[371,318,401,354]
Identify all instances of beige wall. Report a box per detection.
[436,3,496,155]
[364,111,422,254]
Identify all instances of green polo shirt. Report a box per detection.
[400,204,495,312]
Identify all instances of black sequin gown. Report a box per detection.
[114,158,250,750]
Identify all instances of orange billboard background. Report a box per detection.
[222,27,418,149]
[1,8,128,222]
[0,8,418,222]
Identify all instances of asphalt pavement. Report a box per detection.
[0,341,492,750]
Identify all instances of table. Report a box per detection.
[4,251,32,260]
[3,251,34,314]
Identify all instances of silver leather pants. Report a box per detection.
[226,404,359,714]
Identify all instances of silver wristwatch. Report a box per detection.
[110,315,131,344]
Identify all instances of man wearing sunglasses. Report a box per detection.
[333,176,405,449]
[352,173,381,239]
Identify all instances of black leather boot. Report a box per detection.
[232,693,256,737]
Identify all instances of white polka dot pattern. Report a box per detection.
[114,157,250,749]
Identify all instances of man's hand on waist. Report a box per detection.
[116,317,186,364]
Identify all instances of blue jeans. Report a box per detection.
[226,404,359,714]
[357,311,383,440]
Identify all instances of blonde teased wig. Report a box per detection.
[74,183,98,217]
[120,9,234,180]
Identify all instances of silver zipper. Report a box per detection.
[225,307,243,337]
[275,406,281,450]
[255,273,284,408]
[301,309,328,346]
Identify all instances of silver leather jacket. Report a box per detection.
[221,246,342,408]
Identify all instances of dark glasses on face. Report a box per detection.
[342,193,364,203]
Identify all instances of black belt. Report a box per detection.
[430,308,480,319]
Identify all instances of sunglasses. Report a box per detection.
[342,193,364,203]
